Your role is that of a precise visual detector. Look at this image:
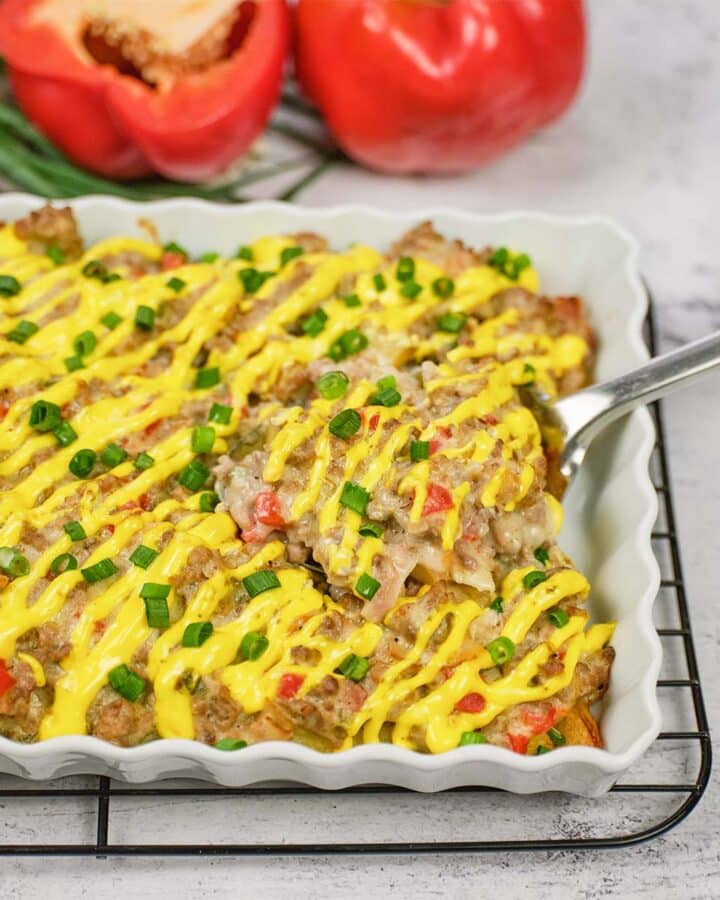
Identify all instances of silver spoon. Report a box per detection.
[519,330,720,488]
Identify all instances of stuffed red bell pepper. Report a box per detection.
[0,0,290,181]
[294,0,585,174]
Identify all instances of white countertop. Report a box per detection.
[3,0,719,896]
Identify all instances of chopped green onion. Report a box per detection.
[73,330,96,357]
[69,448,96,478]
[129,545,158,569]
[437,313,467,334]
[302,308,328,337]
[410,440,430,462]
[209,402,232,425]
[63,521,86,542]
[47,245,65,266]
[280,245,303,267]
[195,367,221,389]
[101,443,128,468]
[358,522,384,539]
[108,664,146,702]
[199,491,220,512]
[337,654,369,682]
[163,241,188,258]
[0,274,22,296]
[81,558,118,583]
[166,276,186,293]
[135,305,155,331]
[488,247,509,270]
[486,635,516,666]
[523,362,536,377]
[344,293,361,308]
[340,481,370,516]
[0,547,30,578]
[432,276,455,298]
[144,595,170,629]
[216,738,247,751]
[49,553,77,575]
[396,257,415,282]
[134,452,154,471]
[488,248,532,281]
[523,570,548,590]
[368,387,401,407]
[548,608,570,629]
[534,547,550,566]
[64,355,84,373]
[192,425,216,454]
[400,280,422,300]
[177,459,209,491]
[239,631,269,661]
[53,422,78,447]
[536,745,552,755]
[140,582,171,600]
[101,311,123,330]
[199,252,219,263]
[317,371,349,400]
[242,569,281,598]
[355,573,380,601]
[548,727,566,747]
[373,273,387,292]
[8,320,38,344]
[238,267,272,294]
[182,622,214,647]
[458,731,487,746]
[489,596,504,614]
[329,409,361,440]
[376,375,396,391]
[81,260,120,284]
[236,245,254,262]
[327,329,368,361]
[29,400,62,432]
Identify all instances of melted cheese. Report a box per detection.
[0,224,609,753]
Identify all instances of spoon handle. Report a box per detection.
[558,329,720,479]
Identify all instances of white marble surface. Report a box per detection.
[3,0,720,896]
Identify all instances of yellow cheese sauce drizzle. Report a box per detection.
[0,225,610,752]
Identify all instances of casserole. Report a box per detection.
[0,195,661,794]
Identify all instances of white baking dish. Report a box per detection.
[0,195,661,796]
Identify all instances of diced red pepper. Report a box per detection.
[254,491,286,527]
[0,400,9,421]
[422,483,454,516]
[521,706,557,734]
[161,251,187,271]
[482,415,499,427]
[428,440,441,455]
[438,427,453,439]
[455,692,486,714]
[277,673,305,700]
[138,493,152,511]
[143,419,162,437]
[0,660,16,697]
[507,733,530,755]
[240,527,263,544]
[368,413,380,432]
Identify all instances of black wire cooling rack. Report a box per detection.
[0,301,711,858]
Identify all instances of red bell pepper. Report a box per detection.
[422,483,454,517]
[254,491,286,527]
[0,0,290,181]
[277,672,304,700]
[0,661,16,698]
[294,0,585,174]
[454,692,486,714]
